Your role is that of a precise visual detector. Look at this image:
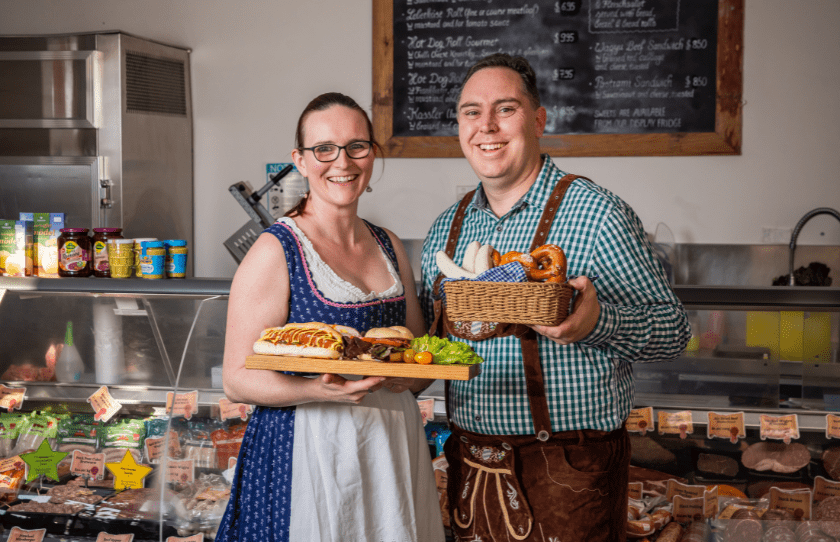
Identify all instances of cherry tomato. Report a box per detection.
[403,348,416,363]
[415,351,433,365]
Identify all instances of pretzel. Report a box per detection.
[529,244,567,283]
[490,246,566,283]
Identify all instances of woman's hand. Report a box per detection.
[319,374,386,404]
[379,377,418,395]
[531,276,600,345]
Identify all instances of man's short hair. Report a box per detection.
[458,53,541,109]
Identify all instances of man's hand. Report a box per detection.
[531,276,600,345]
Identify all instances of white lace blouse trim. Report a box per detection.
[278,217,403,303]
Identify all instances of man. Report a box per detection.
[419,53,690,541]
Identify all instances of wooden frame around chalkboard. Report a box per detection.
[372,0,743,157]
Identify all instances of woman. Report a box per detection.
[216,93,444,542]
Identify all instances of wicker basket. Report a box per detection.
[444,280,574,326]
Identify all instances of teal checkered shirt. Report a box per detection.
[419,156,690,434]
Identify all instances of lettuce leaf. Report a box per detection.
[410,335,483,365]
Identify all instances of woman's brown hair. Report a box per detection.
[285,93,380,218]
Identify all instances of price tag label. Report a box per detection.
[7,527,47,542]
[625,407,653,435]
[165,458,195,485]
[144,432,182,463]
[827,414,840,439]
[760,414,800,443]
[20,440,67,483]
[166,535,204,542]
[768,487,812,520]
[0,456,25,473]
[0,386,26,412]
[95,534,134,542]
[70,450,106,481]
[87,386,122,422]
[666,479,708,502]
[707,412,745,443]
[417,399,435,425]
[658,411,693,439]
[813,476,840,504]
[105,450,152,490]
[673,488,717,523]
[628,482,643,500]
[219,398,253,421]
[166,391,199,420]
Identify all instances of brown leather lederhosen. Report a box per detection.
[431,175,630,542]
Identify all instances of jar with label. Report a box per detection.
[164,240,188,278]
[140,241,166,279]
[133,238,157,277]
[91,227,123,278]
[58,228,92,277]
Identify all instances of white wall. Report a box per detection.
[2,0,838,278]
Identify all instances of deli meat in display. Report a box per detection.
[815,496,840,539]
[741,441,811,473]
[697,452,740,477]
[823,447,840,480]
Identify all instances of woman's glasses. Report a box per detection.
[299,141,373,162]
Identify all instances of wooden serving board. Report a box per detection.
[245,355,481,381]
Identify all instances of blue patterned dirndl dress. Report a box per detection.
[215,219,408,542]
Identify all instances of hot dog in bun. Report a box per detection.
[253,322,344,359]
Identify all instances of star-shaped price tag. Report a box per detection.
[106,449,153,490]
[20,439,68,483]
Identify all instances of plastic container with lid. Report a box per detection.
[92,227,123,277]
[140,241,166,279]
[133,238,157,277]
[164,240,188,278]
[58,228,92,277]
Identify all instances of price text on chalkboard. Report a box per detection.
[373,0,743,157]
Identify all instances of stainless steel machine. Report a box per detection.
[0,31,194,272]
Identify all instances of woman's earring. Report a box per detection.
[366,186,373,192]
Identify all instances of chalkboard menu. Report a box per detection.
[373,0,743,157]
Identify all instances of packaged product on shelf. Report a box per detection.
[99,418,146,463]
[0,219,14,275]
[0,220,33,277]
[210,422,246,470]
[0,462,25,503]
[171,472,231,539]
[11,411,62,456]
[32,212,64,278]
[180,419,218,469]
[0,412,25,458]
[144,416,183,464]
[56,414,99,456]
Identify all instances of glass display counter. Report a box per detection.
[628,286,840,540]
[0,277,231,541]
[2,277,840,540]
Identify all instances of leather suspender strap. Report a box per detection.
[528,175,576,252]
[429,190,475,338]
[519,174,578,440]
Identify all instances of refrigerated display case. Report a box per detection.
[0,276,230,541]
[2,276,840,540]
[626,285,840,540]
